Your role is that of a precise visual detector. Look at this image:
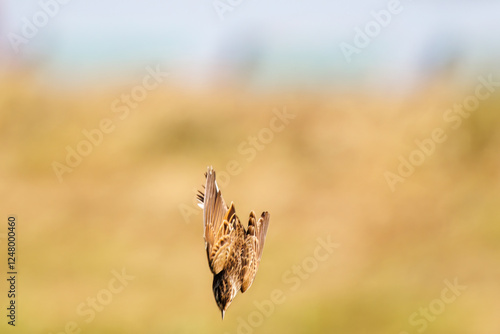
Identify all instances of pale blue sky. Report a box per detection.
[2,1,500,91]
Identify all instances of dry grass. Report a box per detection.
[0,70,499,333]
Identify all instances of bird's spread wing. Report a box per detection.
[198,167,235,274]
[209,203,240,274]
[240,211,270,292]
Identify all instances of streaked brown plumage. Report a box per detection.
[197,167,270,319]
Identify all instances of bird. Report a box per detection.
[197,167,270,319]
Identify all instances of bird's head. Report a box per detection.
[213,273,237,319]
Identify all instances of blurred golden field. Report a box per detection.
[1,69,500,334]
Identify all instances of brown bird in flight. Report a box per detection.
[197,167,270,319]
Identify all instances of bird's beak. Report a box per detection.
[221,310,225,320]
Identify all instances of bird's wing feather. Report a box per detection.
[241,211,270,292]
[200,167,240,274]
[200,167,227,256]
[209,207,239,273]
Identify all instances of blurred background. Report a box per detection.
[1,1,500,333]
